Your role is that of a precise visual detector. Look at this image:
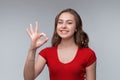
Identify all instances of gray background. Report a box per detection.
[0,0,120,80]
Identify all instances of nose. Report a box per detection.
[61,23,66,28]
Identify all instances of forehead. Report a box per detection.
[58,12,75,21]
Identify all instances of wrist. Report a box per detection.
[28,47,37,53]
[29,43,37,51]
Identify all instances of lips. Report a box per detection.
[60,30,69,34]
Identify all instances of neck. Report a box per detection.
[58,38,77,48]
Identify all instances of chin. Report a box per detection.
[60,35,73,40]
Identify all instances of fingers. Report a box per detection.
[26,21,48,41]
[39,33,48,44]
[35,21,39,33]
[40,33,48,40]
[26,28,32,38]
[30,24,34,34]
[26,21,39,36]
[29,21,39,33]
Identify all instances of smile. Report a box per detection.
[60,30,69,34]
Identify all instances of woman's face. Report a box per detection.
[57,12,76,40]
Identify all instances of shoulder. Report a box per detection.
[78,47,97,67]
[39,46,57,55]
[39,46,57,60]
[79,47,95,54]
[40,46,57,52]
[78,47,96,59]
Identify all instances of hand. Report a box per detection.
[26,21,48,50]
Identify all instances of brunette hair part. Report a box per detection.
[51,8,89,48]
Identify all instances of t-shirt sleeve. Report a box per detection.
[39,48,48,60]
[86,49,97,67]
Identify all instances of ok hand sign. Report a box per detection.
[26,21,48,50]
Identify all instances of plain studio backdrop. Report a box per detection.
[0,0,120,80]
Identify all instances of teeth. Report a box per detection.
[61,30,68,34]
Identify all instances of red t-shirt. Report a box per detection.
[39,46,96,80]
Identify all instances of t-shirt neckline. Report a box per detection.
[55,46,79,65]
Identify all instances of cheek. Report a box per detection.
[71,26,76,32]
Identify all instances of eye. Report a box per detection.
[58,21,63,24]
[67,22,72,24]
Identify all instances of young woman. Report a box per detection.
[24,8,97,80]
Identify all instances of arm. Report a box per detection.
[24,49,36,80]
[23,22,48,80]
[86,62,96,80]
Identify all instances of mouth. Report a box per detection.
[60,30,69,34]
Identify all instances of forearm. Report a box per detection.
[24,49,36,80]
[24,21,48,80]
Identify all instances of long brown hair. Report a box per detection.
[51,8,89,48]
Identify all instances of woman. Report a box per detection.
[24,8,97,80]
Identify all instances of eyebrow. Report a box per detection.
[58,19,73,22]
